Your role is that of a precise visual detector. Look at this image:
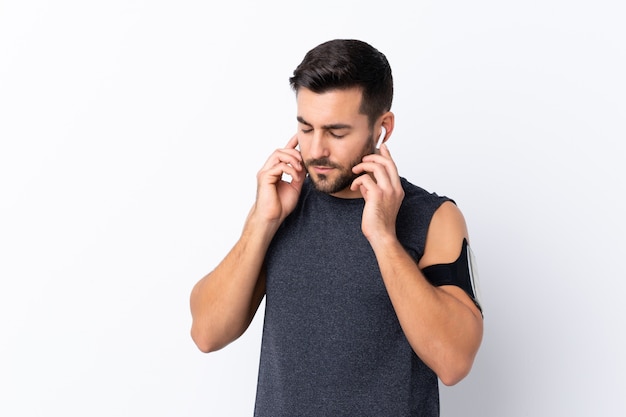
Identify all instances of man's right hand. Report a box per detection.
[252,135,305,226]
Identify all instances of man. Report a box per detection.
[190,39,483,416]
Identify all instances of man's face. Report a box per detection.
[296,87,375,198]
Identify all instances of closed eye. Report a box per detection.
[329,131,346,139]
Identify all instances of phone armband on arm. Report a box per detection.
[422,238,483,314]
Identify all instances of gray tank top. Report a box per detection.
[255,177,449,416]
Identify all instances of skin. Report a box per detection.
[190,87,483,386]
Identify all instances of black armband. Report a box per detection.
[422,238,483,314]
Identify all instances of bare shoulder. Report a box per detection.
[418,201,469,269]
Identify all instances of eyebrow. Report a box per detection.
[297,116,352,130]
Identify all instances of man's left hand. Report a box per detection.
[350,143,405,242]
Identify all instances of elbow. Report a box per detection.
[190,327,213,353]
[437,354,476,386]
[192,338,213,354]
[438,317,483,386]
[189,289,230,353]
[190,323,226,354]
[438,363,471,386]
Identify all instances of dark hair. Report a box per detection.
[289,39,393,126]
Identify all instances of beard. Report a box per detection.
[304,134,375,195]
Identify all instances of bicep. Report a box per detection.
[439,285,483,320]
[248,265,267,323]
[418,201,469,269]
[419,201,483,317]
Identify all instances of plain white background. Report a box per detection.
[1,1,624,416]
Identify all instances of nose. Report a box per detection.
[309,131,329,159]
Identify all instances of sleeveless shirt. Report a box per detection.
[254,177,450,416]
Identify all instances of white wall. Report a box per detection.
[1,1,624,416]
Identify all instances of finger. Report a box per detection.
[352,161,393,190]
[277,148,303,166]
[353,160,388,175]
[281,135,303,163]
[289,165,306,189]
[361,145,394,165]
[379,142,392,157]
[350,173,379,197]
[358,146,401,187]
[260,162,301,184]
[285,134,299,149]
[262,148,302,171]
[362,143,395,165]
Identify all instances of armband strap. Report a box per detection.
[422,238,483,314]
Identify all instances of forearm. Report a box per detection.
[190,210,278,353]
[191,136,305,353]
[371,236,483,385]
